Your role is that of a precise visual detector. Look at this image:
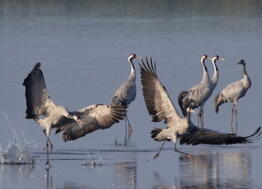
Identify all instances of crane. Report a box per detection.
[215,59,251,133]
[178,55,211,128]
[23,63,126,167]
[140,57,260,159]
[111,54,139,144]
[209,55,224,95]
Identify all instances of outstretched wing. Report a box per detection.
[180,125,262,145]
[55,104,126,141]
[23,63,55,119]
[140,57,182,127]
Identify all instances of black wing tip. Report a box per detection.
[180,126,262,146]
[23,62,43,86]
[151,128,162,141]
[25,109,38,119]
[34,62,41,69]
[25,115,37,119]
[244,126,262,143]
[139,56,156,75]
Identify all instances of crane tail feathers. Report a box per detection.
[151,128,162,140]
[151,128,171,142]
[214,94,225,113]
[178,91,188,116]
[180,126,262,145]
[244,126,262,142]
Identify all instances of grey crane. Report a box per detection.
[140,57,261,159]
[215,59,251,133]
[111,54,139,143]
[209,55,225,94]
[23,63,126,166]
[178,55,211,128]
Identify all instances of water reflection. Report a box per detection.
[114,161,137,189]
[153,150,251,189]
[56,181,90,189]
[112,147,137,189]
[45,168,54,189]
[0,164,34,188]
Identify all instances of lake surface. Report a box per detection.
[0,0,262,188]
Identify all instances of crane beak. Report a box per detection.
[208,57,225,62]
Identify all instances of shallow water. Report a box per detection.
[1,0,262,188]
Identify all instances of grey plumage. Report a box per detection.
[209,55,224,97]
[178,55,211,128]
[23,63,84,166]
[23,63,81,137]
[111,54,137,107]
[214,59,251,133]
[140,57,260,158]
[23,63,126,166]
[55,104,126,142]
[23,63,51,119]
[111,54,138,139]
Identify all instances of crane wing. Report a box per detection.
[180,125,262,145]
[23,63,55,119]
[111,80,136,106]
[55,104,126,141]
[140,57,181,126]
[220,80,245,99]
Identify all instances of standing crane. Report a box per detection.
[215,59,251,133]
[209,55,224,95]
[178,55,211,128]
[23,63,126,167]
[140,57,260,159]
[111,54,139,144]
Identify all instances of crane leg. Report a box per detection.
[153,141,166,159]
[47,137,54,151]
[197,110,201,127]
[124,117,128,146]
[126,114,133,137]
[43,130,53,151]
[174,143,192,157]
[200,107,204,128]
[197,108,204,128]
[197,114,200,127]
[235,105,238,134]
[231,104,235,133]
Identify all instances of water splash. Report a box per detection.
[0,113,35,165]
[0,144,34,165]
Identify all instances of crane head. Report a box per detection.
[237,59,246,66]
[209,55,225,62]
[128,53,136,60]
[200,55,208,62]
[128,53,142,62]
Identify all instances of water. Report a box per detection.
[0,0,262,188]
